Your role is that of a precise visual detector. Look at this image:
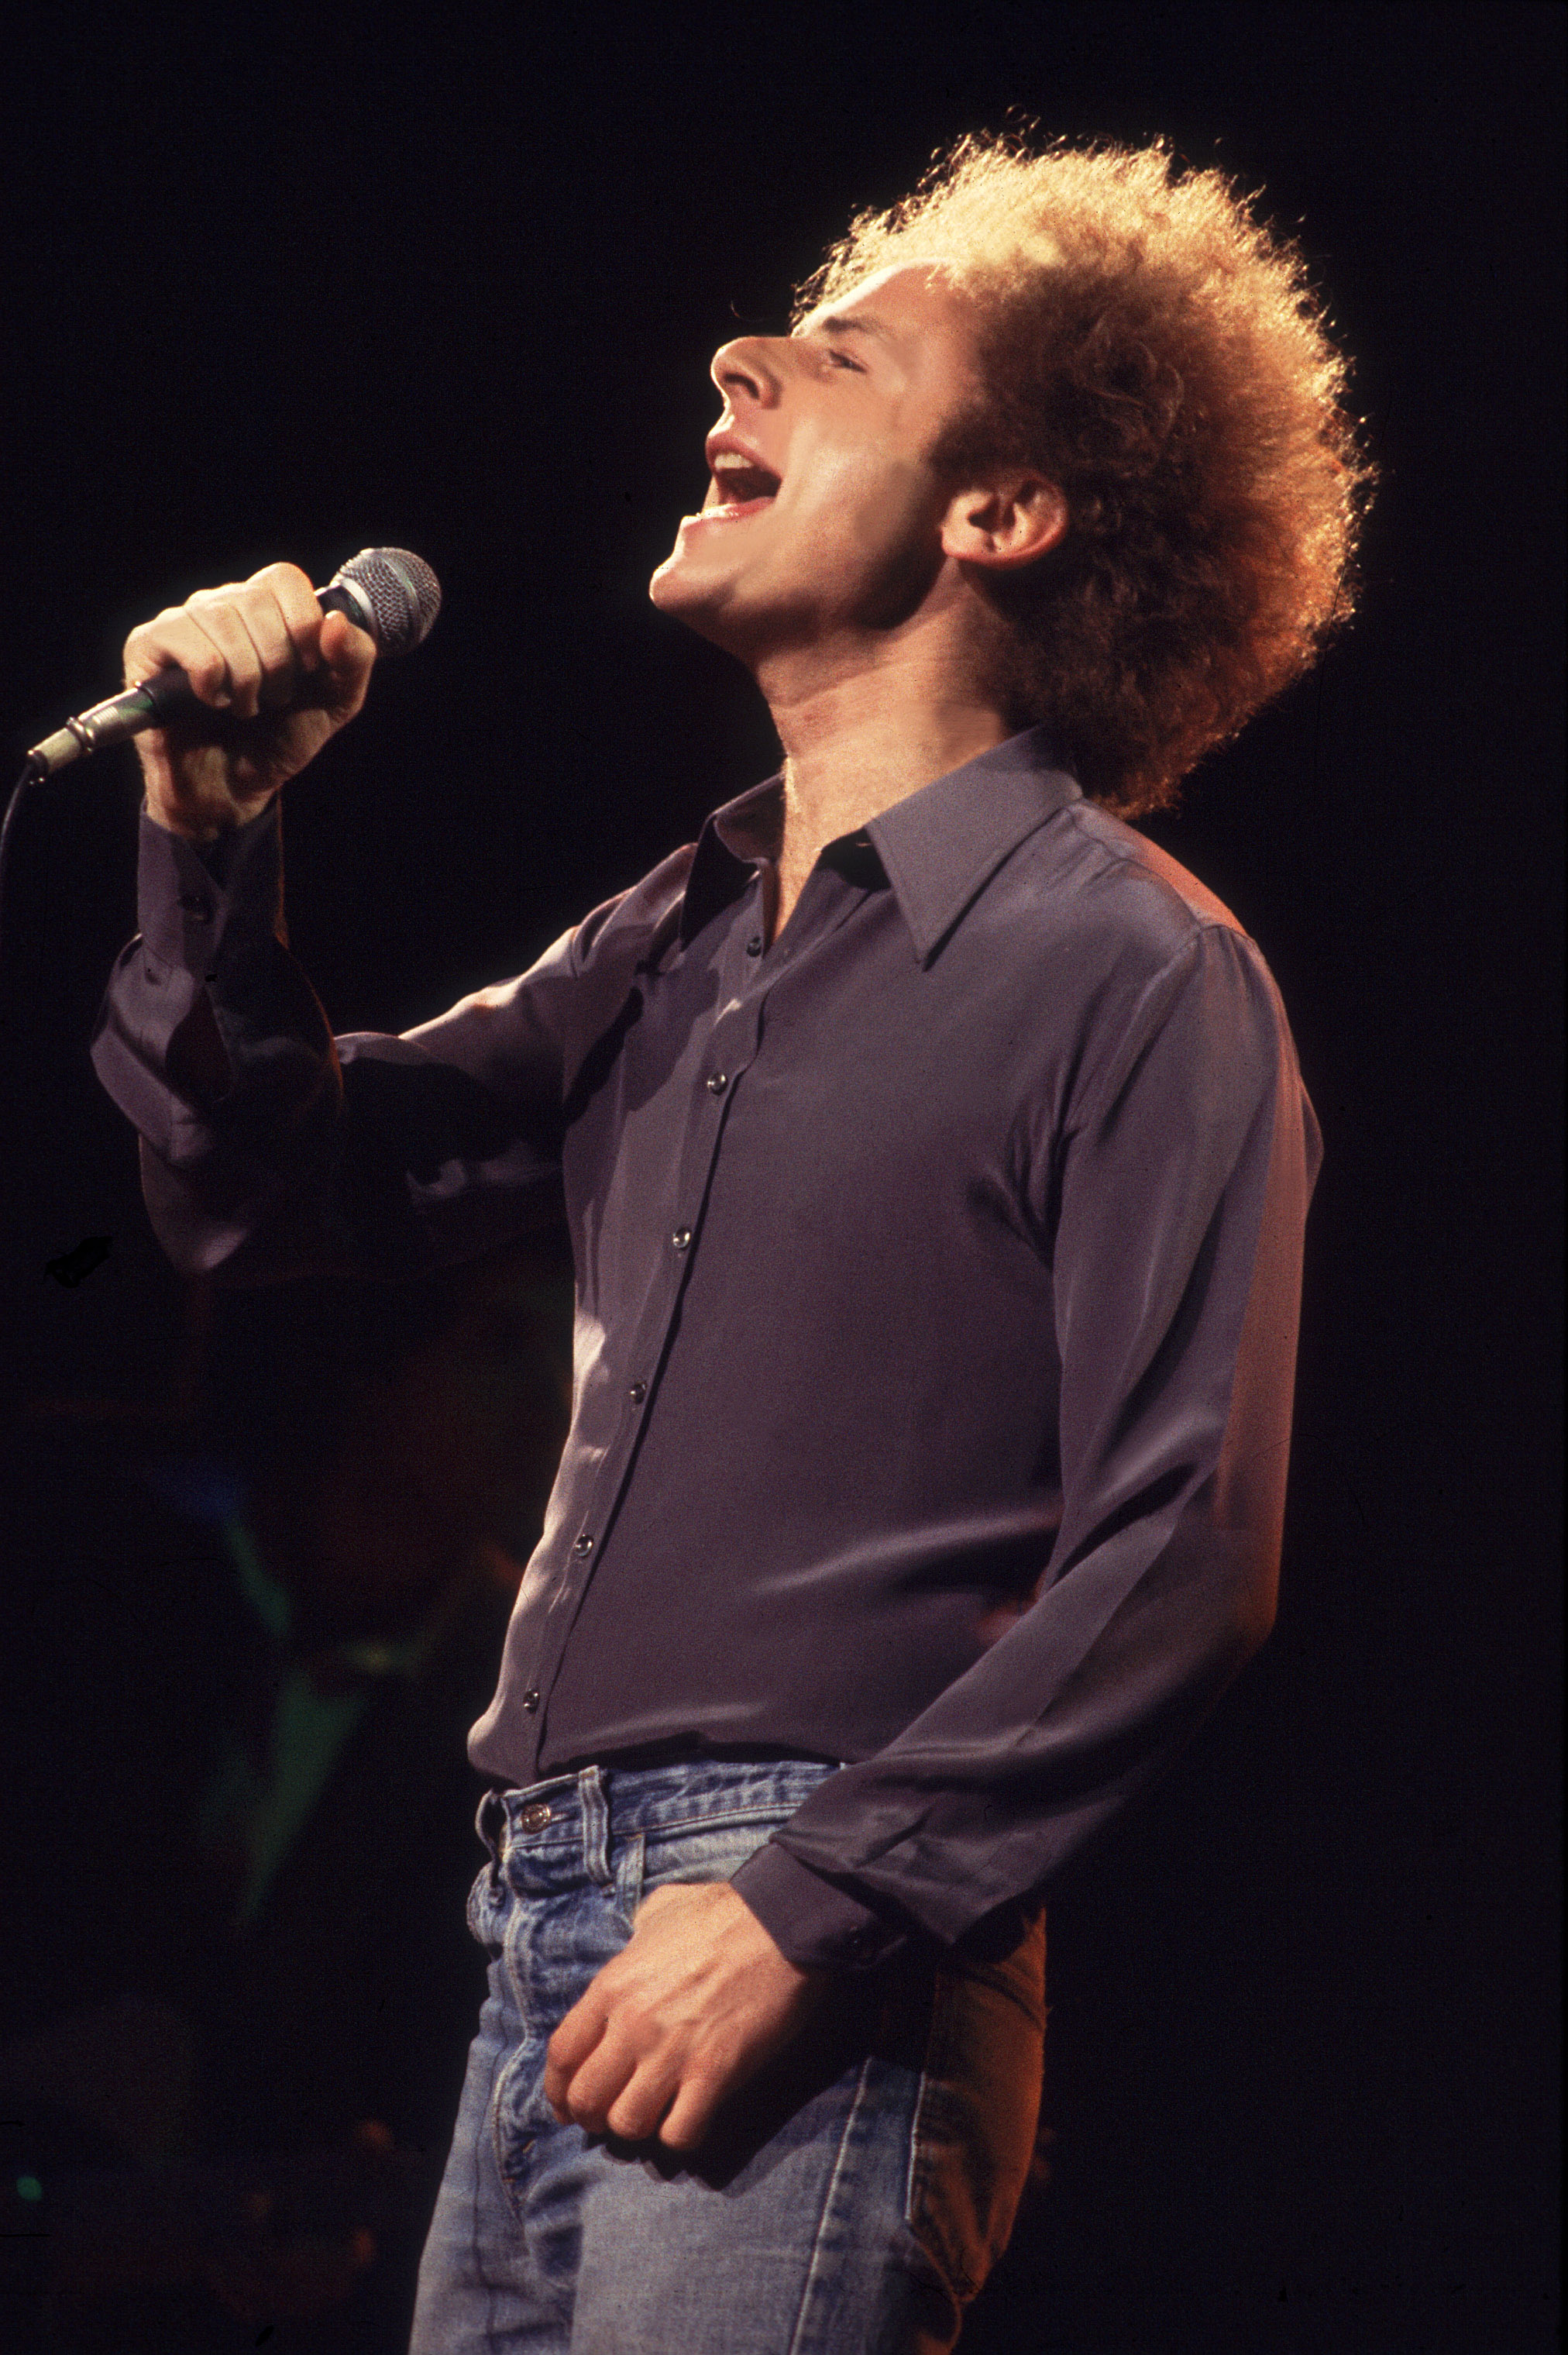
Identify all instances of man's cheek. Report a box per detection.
[839,460,950,622]
[844,454,937,549]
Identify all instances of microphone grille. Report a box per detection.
[333,547,442,656]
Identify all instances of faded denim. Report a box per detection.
[409,1761,1045,2353]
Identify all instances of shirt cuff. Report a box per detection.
[137,799,284,976]
[728,1837,907,1974]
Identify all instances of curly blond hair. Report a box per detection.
[793,132,1376,814]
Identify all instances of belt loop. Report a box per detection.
[579,1765,611,1886]
[476,1789,508,1878]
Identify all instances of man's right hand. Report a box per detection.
[123,561,377,842]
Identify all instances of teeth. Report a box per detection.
[705,449,779,514]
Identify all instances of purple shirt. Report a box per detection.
[92,725,1320,1971]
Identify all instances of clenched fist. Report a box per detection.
[123,560,376,842]
[544,1881,826,2153]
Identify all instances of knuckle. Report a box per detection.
[267,567,319,625]
[125,611,174,659]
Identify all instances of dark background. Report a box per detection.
[1,5,1560,2350]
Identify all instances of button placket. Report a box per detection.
[518,907,772,1761]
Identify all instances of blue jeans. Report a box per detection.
[409,1760,1045,2353]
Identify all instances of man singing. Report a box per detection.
[92,133,1370,2352]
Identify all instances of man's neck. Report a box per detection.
[757,629,1014,937]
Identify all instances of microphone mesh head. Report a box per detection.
[333,548,442,656]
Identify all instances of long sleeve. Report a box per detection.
[731,921,1321,1966]
[90,803,686,1284]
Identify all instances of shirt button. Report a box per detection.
[515,1802,553,1835]
[628,1381,648,1405]
[572,1531,594,1555]
[706,1072,728,1096]
[746,935,763,957]
[672,1227,692,1252]
[521,1688,541,1713]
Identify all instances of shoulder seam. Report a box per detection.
[1058,802,1257,949]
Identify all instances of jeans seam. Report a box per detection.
[491,1888,544,2233]
[490,2043,535,2234]
[905,1971,982,2302]
[613,1830,645,1925]
[473,2032,511,2326]
[784,2054,876,2355]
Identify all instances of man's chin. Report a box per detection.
[648,546,688,609]
[648,549,746,648]
[648,539,824,670]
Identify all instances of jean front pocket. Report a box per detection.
[636,1809,796,1906]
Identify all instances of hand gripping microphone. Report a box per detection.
[24,547,442,776]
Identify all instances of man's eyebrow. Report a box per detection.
[796,311,892,342]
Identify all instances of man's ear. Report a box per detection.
[939,475,1068,571]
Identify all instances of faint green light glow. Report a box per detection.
[15,2174,43,2200]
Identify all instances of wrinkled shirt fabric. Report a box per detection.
[92,726,1321,1972]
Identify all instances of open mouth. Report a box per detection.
[700,453,782,521]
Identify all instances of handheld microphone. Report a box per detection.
[25,547,442,777]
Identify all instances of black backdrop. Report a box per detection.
[1,5,1560,2351]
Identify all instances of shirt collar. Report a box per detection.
[680,723,1082,959]
[679,778,784,946]
[865,725,1082,960]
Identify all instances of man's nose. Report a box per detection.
[710,334,786,408]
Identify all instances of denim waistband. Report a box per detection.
[476,1757,839,1886]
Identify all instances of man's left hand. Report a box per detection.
[543,1881,826,2152]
